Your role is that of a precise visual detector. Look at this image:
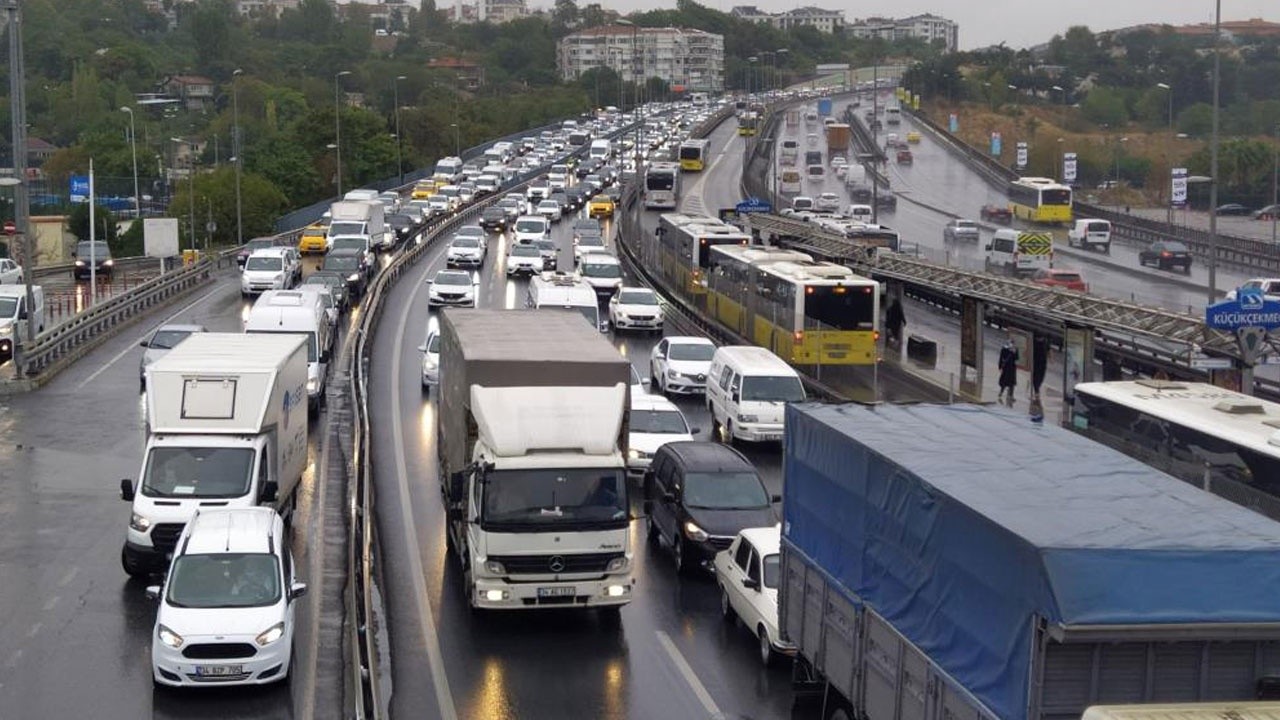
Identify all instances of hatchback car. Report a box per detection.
[714,525,795,667]
[139,323,205,389]
[1138,240,1192,273]
[320,250,367,300]
[627,394,696,476]
[649,336,716,395]
[979,204,1012,224]
[1031,268,1088,292]
[644,441,778,575]
[943,218,980,242]
[73,240,114,281]
[814,192,841,213]
[446,236,486,268]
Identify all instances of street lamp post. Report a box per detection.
[6,1,35,347]
[171,138,196,251]
[449,123,459,156]
[1208,0,1221,303]
[1156,82,1173,130]
[748,56,758,95]
[334,70,351,198]
[1115,136,1129,186]
[120,107,140,221]
[394,75,406,184]
[232,68,243,246]
[1271,123,1278,243]
[776,48,789,92]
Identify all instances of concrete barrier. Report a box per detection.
[906,334,938,367]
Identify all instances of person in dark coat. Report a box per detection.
[1031,334,1048,401]
[998,337,1019,404]
[885,298,906,347]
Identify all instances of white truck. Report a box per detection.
[119,333,309,577]
[438,309,635,614]
[328,200,388,251]
[0,284,43,363]
[1067,218,1113,253]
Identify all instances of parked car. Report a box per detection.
[1138,240,1192,273]
[943,218,980,242]
[979,204,1012,224]
[1215,203,1252,216]
[1031,268,1088,293]
[1255,204,1280,221]
[714,525,796,667]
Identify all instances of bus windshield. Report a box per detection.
[805,285,876,330]
[646,172,675,191]
[679,145,703,161]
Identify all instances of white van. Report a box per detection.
[1067,218,1112,253]
[513,214,550,244]
[780,139,799,165]
[706,346,806,443]
[589,138,612,162]
[342,189,379,203]
[526,271,604,332]
[0,284,44,362]
[434,156,465,183]
[805,164,825,183]
[985,228,1053,276]
[245,290,332,410]
[240,247,301,297]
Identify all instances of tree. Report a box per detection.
[68,203,120,246]
[190,0,233,71]
[1177,102,1214,137]
[1080,86,1129,127]
[167,167,289,247]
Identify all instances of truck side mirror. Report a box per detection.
[289,582,308,601]
[984,244,992,252]
[120,479,135,502]
[320,351,331,364]
[260,480,279,503]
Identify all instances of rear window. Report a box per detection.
[1086,221,1110,232]
[1053,272,1082,282]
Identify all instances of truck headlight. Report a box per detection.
[738,414,759,423]
[130,512,153,532]
[255,622,285,647]
[606,556,629,573]
[347,273,361,283]
[157,624,184,648]
[683,521,708,542]
[484,560,506,575]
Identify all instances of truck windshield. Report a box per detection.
[167,553,281,609]
[482,468,628,529]
[329,222,364,236]
[142,447,255,498]
[683,471,770,510]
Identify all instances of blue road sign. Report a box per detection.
[69,175,89,203]
[736,197,771,214]
[1206,288,1280,331]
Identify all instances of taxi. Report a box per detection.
[587,194,615,218]
[297,223,329,254]
[906,130,922,144]
[411,180,440,200]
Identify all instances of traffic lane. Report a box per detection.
[0,270,326,719]
[688,121,747,215]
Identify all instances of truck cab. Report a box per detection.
[0,284,44,362]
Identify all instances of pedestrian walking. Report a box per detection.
[1030,334,1048,401]
[886,298,906,348]
[998,337,1019,404]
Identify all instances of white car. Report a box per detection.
[0,258,23,285]
[426,195,451,217]
[576,252,622,297]
[713,525,795,667]
[148,507,306,688]
[427,269,476,308]
[138,323,205,389]
[513,215,549,245]
[445,236,485,268]
[815,192,841,212]
[609,286,663,333]
[418,327,440,391]
[506,243,543,276]
[573,234,607,265]
[453,224,488,250]
[626,394,695,476]
[240,247,299,296]
[535,199,563,222]
[649,335,715,395]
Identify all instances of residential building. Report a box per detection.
[427,57,486,90]
[233,0,299,17]
[25,138,58,168]
[731,6,845,34]
[558,26,724,93]
[450,0,529,23]
[848,14,959,52]
[163,75,216,111]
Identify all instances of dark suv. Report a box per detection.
[644,442,778,575]
[73,240,114,281]
[1138,240,1192,273]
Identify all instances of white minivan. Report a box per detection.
[513,214,550,244]
[706,346,806,444]
[148,507,306,688]
[0,284,44,362]
[245,290,332,411]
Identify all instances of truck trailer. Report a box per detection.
[781,403,1280,720]
[437,309,635,612]
[826,123,852,160]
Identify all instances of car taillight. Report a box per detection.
[1161,251,1171,258]
[794,331,804,342]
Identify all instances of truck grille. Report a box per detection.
[490,552,622,575]
[182,643,257,660]
[150,523,186,555]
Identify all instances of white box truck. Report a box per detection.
[328,200,388,251]
[438,309,634,613]
[119,333,309,577]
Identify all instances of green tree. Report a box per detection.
[1177,102,1214,137]
[1080,86,1129,127]
[68,203,120,246]
[190,0,233,71]
[167,167,289,247]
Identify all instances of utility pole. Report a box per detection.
[232,69,243,246]
[1207,0,1221,304]
[394,75,406,184]
[6,1,35,345]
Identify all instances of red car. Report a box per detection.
[1031,268,1088,293]
[896,149,913,164]
[980,204,1012,224]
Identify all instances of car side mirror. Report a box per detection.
[139,340,149,347]
[260,480,279,503]
[417,344,427,352]
[289,582,308,601]
[145,585,161,601]
[742,577,760,591]
[120,479,135,502]
[641,377,651,387]
[984,244,992,252]
[18,309,27,320]
[732,391,740,403]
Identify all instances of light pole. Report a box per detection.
[6,1,35,347]
[775,48,789,92]
[120,106,140,221]
[617,19,639,111]
[171,138,196,252]
[232,68,243,246]
[748,56,758,95]
[449,123,459,156]
[325,143,339,196]
[1114,136,1129,187]
[394,75,406,184]
[1155,82,1173,130]
[1208,0,1221,303]
[334,70,351,198]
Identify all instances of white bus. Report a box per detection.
[1071,380,1280,520]
[643,162,681,210]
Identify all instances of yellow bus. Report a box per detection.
[679,139,710,172]
[1007,176,1073,224]
[654,213,750,297]
[737,112,759,137]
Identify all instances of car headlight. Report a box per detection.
[255,622,285,647]
[104,259,114,267]
[130,512,153,532]
[307,377,319,393]
[606,556,629,573]
[628,448,651,461]
[484,560,506,575]
[347,273,360,282]
[157,624,184,648]
[75,260,86,267]
[667,369,679,379]
[683,521,708,542]
[273,274,284,284]
[738,413,759,423]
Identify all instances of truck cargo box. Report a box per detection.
[782,403,1280,720]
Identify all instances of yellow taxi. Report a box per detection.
[587,194,615,218]
[297,223,329,254]
[411,180,439,200]
[906,131,922,144]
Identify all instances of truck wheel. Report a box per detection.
[121,547,149,579]
[758,626,777,668]
[720,586,737,623]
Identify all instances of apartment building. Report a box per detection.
[731,6,845,34]
[558,26,725,93]
[847,14,958,52]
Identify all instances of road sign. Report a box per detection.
[69,175,89,203]
[735,197,771,214]
[1206,288,1280,331]
[1190,356,1233,370]
[206,221,217,234]
[3,220,14,236]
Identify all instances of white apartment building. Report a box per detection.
[847,14,958,52]
[450,0,529,24]
[731,6,845,34]
[558,26,725,93]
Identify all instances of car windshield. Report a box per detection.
[482,468,628,528]
[683,471,770,510]
[330,238,365,252]
[630,409,688,434]
[453,237,480,248]
[245,256,283,271]
[956,221,976,229]
[762,553,780,588]
[535,240,556,252]
[426,334,440,353]
[668,342,714,361]
[592,196,611,205]
[742,375,806,402]
[578,236,605,248]
[388,215,412,227]
[575,221,601,232]
[329,221,364,236]
[142,447,255,498]
[618,289,657,305]
[1163,242,1189,252]
[457,227,484,238]
[435,272,470,286]
[538,201,558,210]
[246,240,275,253]
[148,329,195,350]
[76,241,110,257]
[581,260,620,278]
[0,298,17,317]
[323,256,360,273]
[516,220,545,233]
[166,553,282,609]
[511,245,541,257]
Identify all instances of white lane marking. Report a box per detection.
[57,566,78,587]
[42,596,58,611]
[391,252,459,720]
[26,623,42,639]
[74,282,227,390]
[656,630,723,718]
[685,130,740,213]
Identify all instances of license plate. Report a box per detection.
[194,664,242,677]
[761,433,782,441]
[537,586,576,598]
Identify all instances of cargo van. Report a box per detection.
[526,271,604,332]
[985,228,1054,276]
[245,290,332,411]
[589,139,612,162]
[0,284,44,362]
[706,346,805,443]
[779,169,802,194]
[434,156,465,183]
[805,164,825,183]
[780,139,799,164]
[1067,218,1112,253]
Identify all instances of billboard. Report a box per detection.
[69,175,90,204]
[1171,167,1188,206]
[1062,152,1077,184]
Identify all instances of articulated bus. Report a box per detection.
[1008,176,1073,224]
[643,162,682,210]
[737,112,759,137]
[706,245,880,366]
[1071,380,1280,521]
[653,213,751,297]
[679,139,711,172]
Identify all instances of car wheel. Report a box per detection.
[720,586,737,623]
[673,536,690,576]
[646,514,660,546]
[758,626,777,668]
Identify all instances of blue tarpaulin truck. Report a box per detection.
[781,403,1280,720]
[817,97,833,117]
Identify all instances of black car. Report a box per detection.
[1215,203,1252,216]
[304,273,349,312]
[1138,240,1192,273]
[645,442,779,575]
[876,193,898,211]
[73,240,114,281]
[479,206,508,232]
[386,213,418,246]
[321,249,368,299]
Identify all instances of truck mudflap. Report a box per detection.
[471,576,633,610]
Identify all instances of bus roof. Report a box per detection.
[679,138,710,148]
[765,260,862,283]
[647,162,681,174]
[1075,380,1280,459]
[712,244,812,266]
[1011,176,1070,190]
